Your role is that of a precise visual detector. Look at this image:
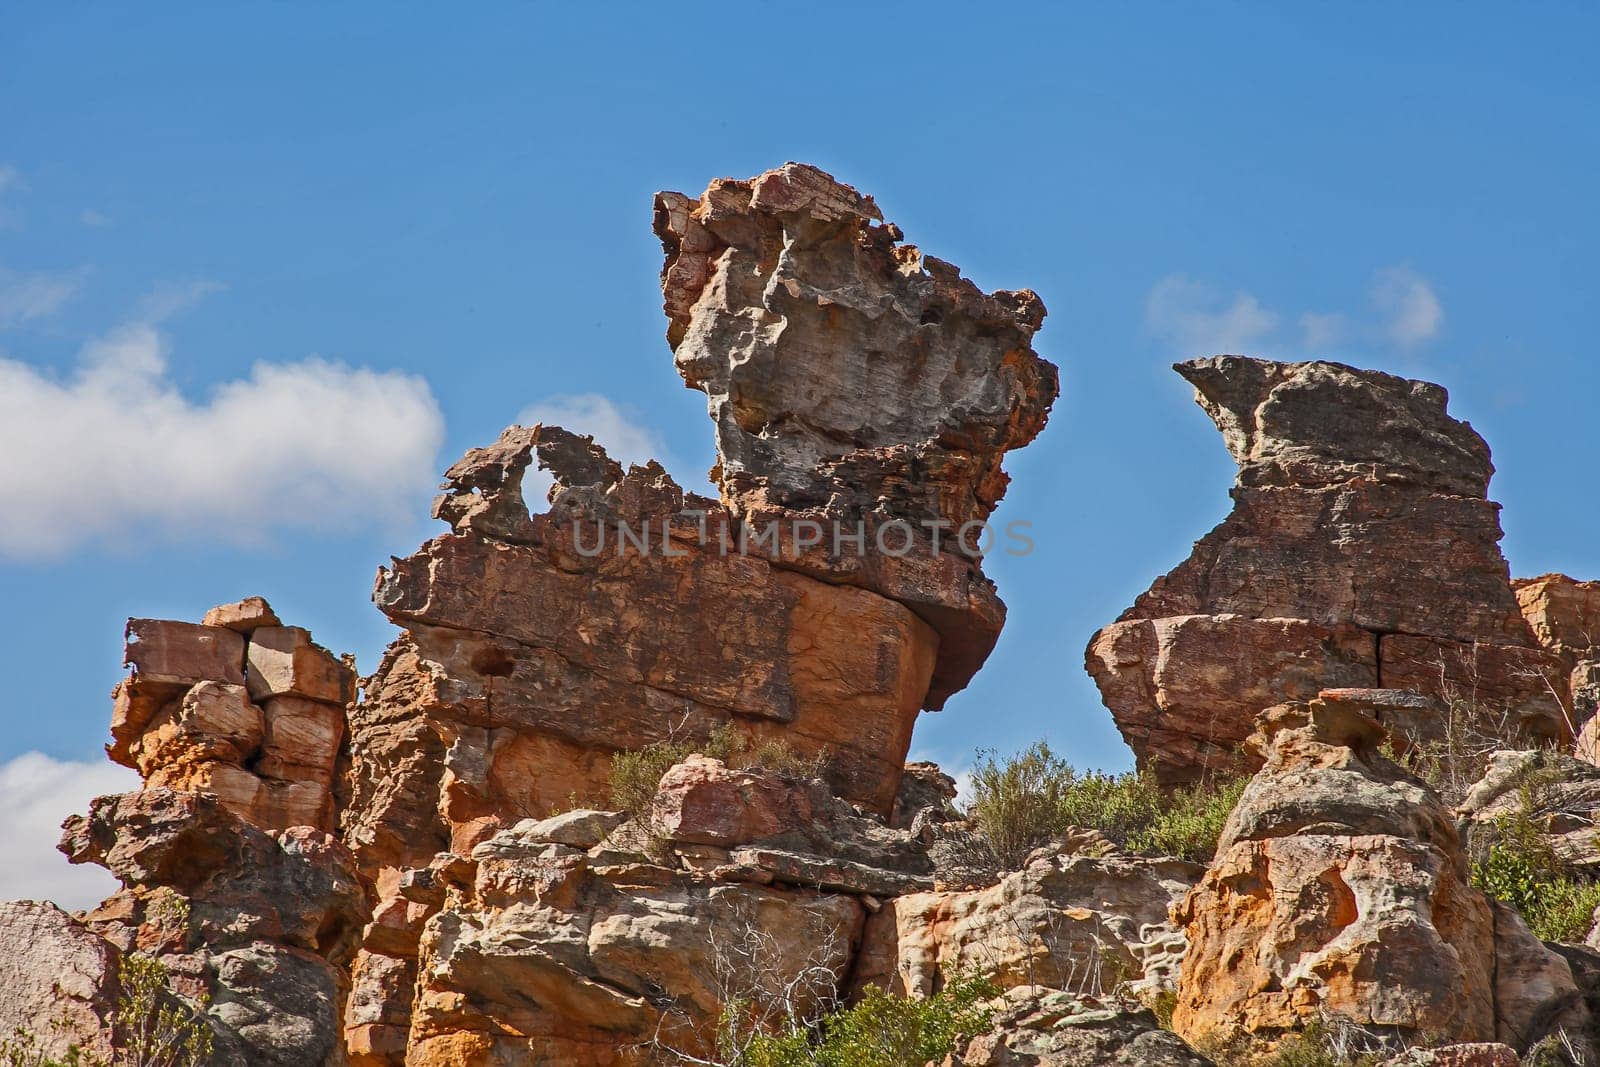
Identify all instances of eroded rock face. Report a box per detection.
[655,162,1056,537]
[1514,574,1600,757]
[59,788,368,1067]
[1088,357,1566,784]
[340,165,1058,1063]
[375,755,965,1064]
[943,989,1214,1066]
[657,163,1059,706]
[853,851,1201,1002]
[1171,690,1584,1053]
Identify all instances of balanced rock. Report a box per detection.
[109,599,352,833]
[1088,357,1567,784]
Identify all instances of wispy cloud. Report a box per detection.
[1146,265,1445,357]
[0,290,446,559]
[80,209,111,228]
[0,266,79,327]
[0,752,138,910]
[1144,275,1278,355]
[515,393,669,502]
[1371,265,1443,347]
[0,164,23,229]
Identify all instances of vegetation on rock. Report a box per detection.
[967,741,1245,868]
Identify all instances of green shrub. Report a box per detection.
[967,742,1245,869]
[1472,810,1600,943]
[609,725,828,818]
[0,955,212,1067]
[115,954,213,1067]
[731,973,998,1067]
[1128,777,1249,863]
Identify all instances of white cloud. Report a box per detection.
[80,209,110,228]
[1147,266,1445,357]
[0,753,138,911]
[1299,311,1347,350]
[1371,266,1443,347]
[1144,275,1278,356]
[0,266,78,327]
[515,393,668,502]
[0,313,446,558]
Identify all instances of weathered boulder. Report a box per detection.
[655,161,1055,545]
[1172,690,1585,1053]
[1379,1047,1520,1067]
[1514,574,1600,754]
[1459,749,1600,877]
[0,901,121,1062]
[404,826,865,1064]
[943,989,1213,1066]
[854,851,1202,1002]
[1089,357,1566,784]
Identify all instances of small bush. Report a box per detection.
[1128,777,1249,863]
[731,973,998,1067]
[115,954,213,1067]
[1472,810,1600,943]
[967,742,1245,869]
[1198,1016,1387,1067]
[609,725,828,818]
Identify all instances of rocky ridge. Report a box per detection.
[2,165,1599,1067]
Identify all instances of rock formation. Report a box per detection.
[852,849,1201,1002]
[335,163,1058,1064]
[1171,689,1585,1053]
[0,900,122,1063]
[10,164,1600,1067]
[943,989,1215,1066]
[111,599,354,832]
[1515,574,1600,758]
[1088,357,1569,784]
[29,600,369,1066]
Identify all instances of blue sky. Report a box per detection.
[3,3,1598,903]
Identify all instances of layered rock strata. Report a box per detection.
[33,601,368,1066]
[1088,357,1568,784]
[111,597,354,832]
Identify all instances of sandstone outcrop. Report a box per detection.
[1459,748,1600,881]
[1088,357,1568,784]
[60,787,368,1066]
[351,755,960,1064]
[336,164,1058,1063]
[1515,574,1600,760]
[1,601,366,1066]
[853,850,1201,1002]
[112,602,354,833]
[1171,689,1585,1053]
[656,162,1059,705]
